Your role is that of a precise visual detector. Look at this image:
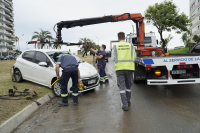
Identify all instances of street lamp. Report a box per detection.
[18,34,24,51]
[128,21,134,34]
[96,37,100,45]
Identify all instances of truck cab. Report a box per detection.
[126,32,158,47]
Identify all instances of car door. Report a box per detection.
[31,51,54,86]
[19,51,36,80]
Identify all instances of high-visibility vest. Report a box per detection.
[114,41,135,71]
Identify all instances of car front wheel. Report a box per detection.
[52,81,61,97]
[14,69,23,82]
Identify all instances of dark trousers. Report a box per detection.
[60,67,78,103]
[116,70,133,108]
[99,64,108,83]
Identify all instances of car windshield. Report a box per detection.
[46,51,83,63]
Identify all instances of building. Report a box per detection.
[0,0,15,56]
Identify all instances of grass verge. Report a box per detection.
[0,77,51,125]
[77,55,95,64]
[168,47,189,54]
[0,60,15,76]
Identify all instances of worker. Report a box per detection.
[90,44,109,85]
[55,54,82,106]
[111,32,135,111]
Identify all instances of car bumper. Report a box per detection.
[68,74,100,93]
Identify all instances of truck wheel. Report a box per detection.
[52,80,61,97]
[134,79,139,84]
[14,69,23,83]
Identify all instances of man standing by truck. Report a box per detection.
[112,32,135,111]
[90,44,109,85]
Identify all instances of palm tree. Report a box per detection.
[53,38,62,49]
[31,29,53,49]
[78,38,95,57]
[14,36,19,50]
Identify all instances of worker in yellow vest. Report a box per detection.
[112,32,135,111]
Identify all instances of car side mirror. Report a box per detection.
[39,62,48,67]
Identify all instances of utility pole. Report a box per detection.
[18,34,24,51]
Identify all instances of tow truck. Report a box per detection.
[54,13,200,85]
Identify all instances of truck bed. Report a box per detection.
[135,53,200,67]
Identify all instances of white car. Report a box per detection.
[14,49,100,96]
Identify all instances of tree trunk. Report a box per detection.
[82,52,86,57]
[159,31,165,48]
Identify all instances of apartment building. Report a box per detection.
[190,0,200,37]
[0,0,14,56]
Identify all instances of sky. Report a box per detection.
[13,0,190,54]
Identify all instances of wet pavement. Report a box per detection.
[13,59,200,133]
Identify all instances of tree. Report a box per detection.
[31,29,53,49]
[159,34,173,48]
[53,38,62,49]
[192,35,200,43]
[14,36,19,50]
[145,0,191,48]
[181,32,191,47]
[78,38,96,57]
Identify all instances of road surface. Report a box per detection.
[13,59,200,133]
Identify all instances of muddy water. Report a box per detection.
[13,59,200,133]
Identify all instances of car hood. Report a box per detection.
[79,62,98,78]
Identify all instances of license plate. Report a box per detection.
[179,73,193,78]
[172,70,186,75]
[88,79,96,84]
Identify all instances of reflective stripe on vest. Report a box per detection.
[114,42,135,71]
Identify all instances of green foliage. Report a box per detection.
[31,29,53,49]
[53,38,61,49]
[181,32,191,47]
[192,35,200,43]
[159,34,173,48]
[14,36,19,50]
[78,38,96,57]
[168,47,189,53]
[145,0,191,48]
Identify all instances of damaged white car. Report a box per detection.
[14,49,100,96]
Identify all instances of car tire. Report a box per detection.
[14,69,23,83]
[52,80,61,97]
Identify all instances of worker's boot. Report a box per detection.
[128,101,131,106]
[105,80,109,84]
[100,81,103,85]
[122,106,129,111]
[73,102,78,106]
[58,101,68,106]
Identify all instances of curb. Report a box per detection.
[0,91,55,133]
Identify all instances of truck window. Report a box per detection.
[192,45,200,53]
[132,37,152,44]
[144,37,152,44]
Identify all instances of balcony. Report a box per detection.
[5,25,14,31]
[4,0,12,6]
[0,0,12,9]
[0,17,14,26]
[0,12,13,21]
[0,31,14,37]
[0,5,11,13]
[0,25,14,32]
[0,38,14,43]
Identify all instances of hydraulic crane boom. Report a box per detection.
[55,13,165,56]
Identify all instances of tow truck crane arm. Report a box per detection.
[56,13,144,44]
[55,13,165,56]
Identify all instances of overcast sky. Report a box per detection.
[13,0,189,54]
